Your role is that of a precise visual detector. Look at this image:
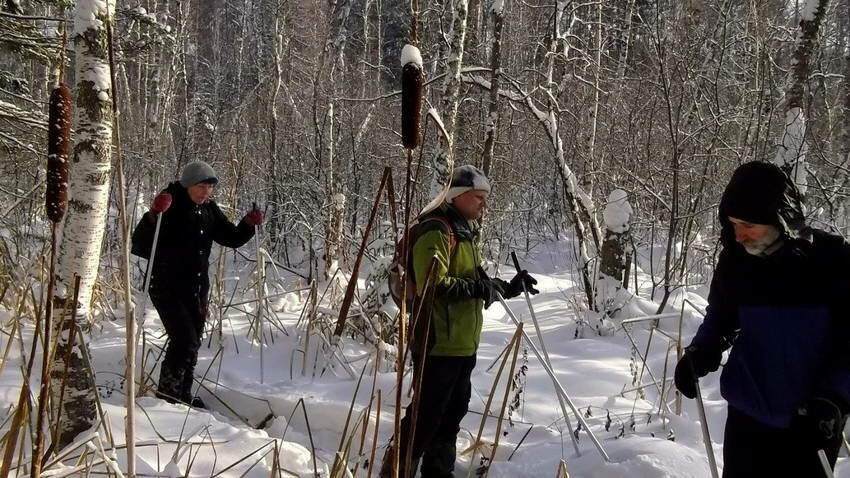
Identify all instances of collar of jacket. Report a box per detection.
[440,203,479,242]
[165,181,202,210]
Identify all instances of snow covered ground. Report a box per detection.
[2,239,848,477]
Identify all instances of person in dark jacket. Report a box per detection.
[674,162,850,477]
[131,161,262,407]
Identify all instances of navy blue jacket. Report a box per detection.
[691,162,850,428]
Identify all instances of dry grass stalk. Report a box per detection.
[366,389,381,478]
[279,397,319,476]
[352,351,381,478]
[482,323,524,478]
[331,356,371,474]
[401,261,439,476]
[462,325,522,478]
[554,459,570,478]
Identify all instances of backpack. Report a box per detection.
[387,213,457,310]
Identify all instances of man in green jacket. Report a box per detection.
[381,165,539,477]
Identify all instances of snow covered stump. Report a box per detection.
[594,189,633,333]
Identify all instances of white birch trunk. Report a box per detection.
[773,0,829,195]
[429,0,469,199]
[51,0,115,449]
[323,103,346,283]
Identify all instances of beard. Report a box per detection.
[741,227,781,255]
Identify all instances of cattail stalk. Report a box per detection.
[401,60,423,150]
[32,83,71,471]
[46,85,71,223]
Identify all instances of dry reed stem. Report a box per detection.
[482,323,523,478]
[462,326,522,478]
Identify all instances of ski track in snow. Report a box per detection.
[1,239,848,477]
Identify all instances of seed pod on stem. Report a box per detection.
[46,84,72,223]
[400,44,424,150]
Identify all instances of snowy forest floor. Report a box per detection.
[2,238,849,477]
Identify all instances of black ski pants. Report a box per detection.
[722,406,844,477]
[151,289,208,403]
[396,354,476,478]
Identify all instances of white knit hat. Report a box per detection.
[445,165,491,203]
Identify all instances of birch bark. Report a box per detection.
[51,0,115,449]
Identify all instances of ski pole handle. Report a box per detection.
[510,251,521,272]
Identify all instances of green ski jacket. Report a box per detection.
[411,204,485,356]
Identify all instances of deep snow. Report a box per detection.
[1,238,848,477]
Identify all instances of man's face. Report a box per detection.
[187,182,215,204]
[728,216,780,254]
[452,189,489,220]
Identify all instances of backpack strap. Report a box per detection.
[416,215,457,258]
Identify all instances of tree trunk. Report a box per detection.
[429,0,469,199]
[773,0,829,195]
[596,189,632,316]
[324,102,346,280]
[51,0,115,449]
[480,0,505,177]
[267,7,284,251]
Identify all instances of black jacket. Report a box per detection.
[691,162,850,427]
[131,182,255,298]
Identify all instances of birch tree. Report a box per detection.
[51,0,115,449]
[480,0,505,176]
[428,0,469,198]
[773,0,830,194]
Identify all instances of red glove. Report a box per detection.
[151,193,172,213]
[245,209,263,226]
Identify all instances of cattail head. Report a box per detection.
[401,44,424,150]
[46,84,71,223]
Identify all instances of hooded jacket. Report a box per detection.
[410,204,486,356]
[131,182,255,299]
[691,162,850,428]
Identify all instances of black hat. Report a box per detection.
[718,162,805,243]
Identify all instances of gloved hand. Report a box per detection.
[791,396,847,446]
[151,192,172,213]
[477,278,507,309]
[245,209,264,226]
[504,270,539,299]
[674,345,722,399]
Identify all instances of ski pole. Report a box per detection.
[133,211,164,400]
[252,202,266,383]
[817,449,834,478]
[693,376,720,478]
[510,252,580,456]
[496,292,611,462]
[138,211,164,325]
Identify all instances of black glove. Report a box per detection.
[674,346,722,399]
[791,396,848,446]
[476,278,507,309]
[503,270,539,299]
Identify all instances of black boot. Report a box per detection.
[420,435,457,478]
[156,365,183,404]
[379,446,419,478]
[180,367,196,405]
